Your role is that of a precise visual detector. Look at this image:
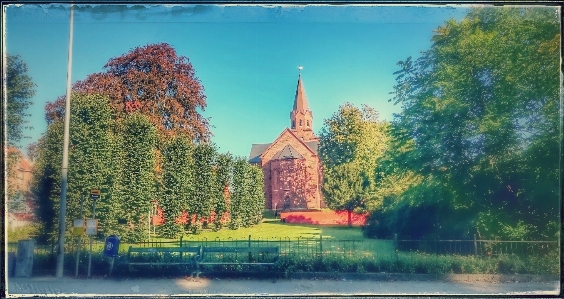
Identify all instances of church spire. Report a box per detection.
[290,66,317,141]
[293,66,309,112]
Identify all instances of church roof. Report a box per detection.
[293,75,310,112]
[272,144,303,160]
[248,137,319,164]
[248,143,271,164]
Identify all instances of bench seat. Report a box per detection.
[197,246,280,282]
[124,246,201,275]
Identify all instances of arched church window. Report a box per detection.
[306,120,310,127]
[299,120,302,126]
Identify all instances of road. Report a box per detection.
[6,276,560,296]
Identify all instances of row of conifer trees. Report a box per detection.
[31,94,265,243]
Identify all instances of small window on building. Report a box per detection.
[299,120,302,126]
[306,120,310,127]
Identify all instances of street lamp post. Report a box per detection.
[56,4,74,278]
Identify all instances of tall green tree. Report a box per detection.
[5,54,36,210]
[30,122,64,242]
[6,54,35,146]
[387,7,560,239]
[229,158,265,229]
[31,94,116,241]
[189,143,217,233]
[318,103,389,226]
[212,153,234,230]
[66,94,117,237]
[114,113,158,242]
[158,135,195,238]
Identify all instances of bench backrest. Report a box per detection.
[201,246,279,254]
[128,246,201,254]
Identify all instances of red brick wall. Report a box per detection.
[279,210,368,226]
[261,130,322,210]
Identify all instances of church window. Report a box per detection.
[306,120,310,127]
[299,120,302,126]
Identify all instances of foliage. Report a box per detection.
[30,121,64,243]
[318,103,389,225]
[212,153,234,230]
[191,144,217,231]
[5,55,35,208]
[113,113,158,242]
[371,7,561,240]
[229,158,265,229]
[30,94,117,241]
[274,252,558,275]
[66,94,117,236]
[157,135,194,238]
[5,54,36,146]
[45,43,211,142]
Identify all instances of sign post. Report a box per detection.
[87,190,99,278]
[74,194,84,278]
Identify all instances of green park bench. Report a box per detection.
[124,246,201,276]
[196,246,280,282]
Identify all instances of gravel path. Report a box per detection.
[6,276,560,296]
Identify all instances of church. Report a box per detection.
[248,73,326,211]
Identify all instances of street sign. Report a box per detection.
[90,189,100,200]
[73,219,85,235]
[85,219,98,235]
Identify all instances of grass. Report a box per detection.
[180,221,368,241]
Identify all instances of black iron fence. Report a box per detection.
[394,234,559,257]
[7,234,558,275]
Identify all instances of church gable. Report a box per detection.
[260,128,316,165]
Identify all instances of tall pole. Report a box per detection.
[56,4,74,278]
[88,198,97,278]
[75,194,84,278]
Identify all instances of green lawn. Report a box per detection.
[176,218,394,256]
[180,220,368,241]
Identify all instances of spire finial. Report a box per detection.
[298,65,303,76]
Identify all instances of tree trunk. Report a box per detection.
[347,210,352,227]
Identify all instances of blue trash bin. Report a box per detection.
[103,235,120,257]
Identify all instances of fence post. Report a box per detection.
[248,235,252,263]
[320,235,323,260]
[473,234,477,256]
[394,234,398,263]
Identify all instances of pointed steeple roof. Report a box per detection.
[293,74,310,112]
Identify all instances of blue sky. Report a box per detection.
[5,4,469,158]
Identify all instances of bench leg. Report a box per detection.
[272,265,277,283]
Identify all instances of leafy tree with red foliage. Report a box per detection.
[45,43,210,142]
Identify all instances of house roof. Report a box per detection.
[6,147,33,171]
[9,212,35,221]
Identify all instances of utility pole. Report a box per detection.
[56,4,74,279]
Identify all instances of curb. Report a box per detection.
[287,272,559,283]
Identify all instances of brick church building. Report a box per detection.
[249,73,326,211]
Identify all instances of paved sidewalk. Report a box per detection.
[6,276,560,296]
